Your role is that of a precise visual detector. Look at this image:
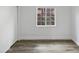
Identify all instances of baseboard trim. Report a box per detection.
[18,39,72,41]
[18,34,72,40]
[5,39,17,53]
[72,40,79,46]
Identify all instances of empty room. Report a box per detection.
[0,6,79,53]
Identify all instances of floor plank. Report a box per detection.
[6,40,79,53]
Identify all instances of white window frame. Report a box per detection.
[36,8,56,27]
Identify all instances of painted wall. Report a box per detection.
[0,7,17,53]
[72,6,79,45]
[18,6,72,40]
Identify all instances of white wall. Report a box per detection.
[18,6,72,40]
[0,7,17,53]
[72,7,79,45]
[0,6,78,52]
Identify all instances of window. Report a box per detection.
[36,8,56,27]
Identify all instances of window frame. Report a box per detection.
[36,7,56,27]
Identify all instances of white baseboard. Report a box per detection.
[18,34,72,40]
[4,39,17,53]
[72,40,79,46]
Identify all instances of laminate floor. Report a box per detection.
[6,40,79,53]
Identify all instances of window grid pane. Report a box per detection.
[37,8,55,26]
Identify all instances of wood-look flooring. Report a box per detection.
[6,40,79,53]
